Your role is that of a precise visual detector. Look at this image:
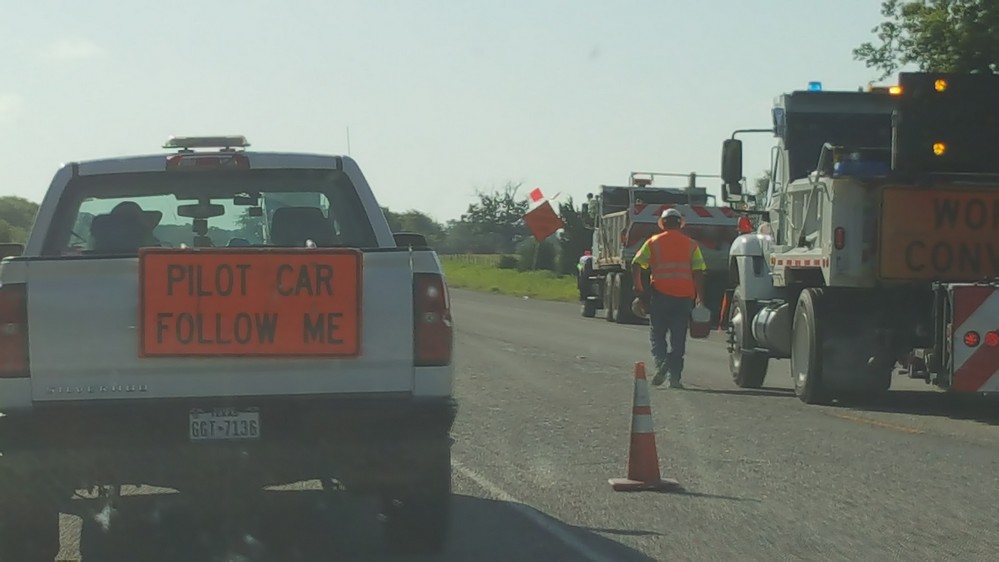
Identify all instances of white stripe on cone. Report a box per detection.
[631,413,655,434]
[633,378,651,407]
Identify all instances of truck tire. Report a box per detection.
[614,272,636,324]
[605,273,618,322]
[792,289,894,405]
[728,293,769,388]
[791,288,831,404]
[381,444,452,554]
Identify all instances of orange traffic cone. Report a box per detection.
[608,362,681,492]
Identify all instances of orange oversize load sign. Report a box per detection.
[880,187,999,281]
[139,248,362,357]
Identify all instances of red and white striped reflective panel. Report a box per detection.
[950,286,999,392]
[631,204,738,226]
[769,256,830,268]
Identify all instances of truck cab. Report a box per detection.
[759,87,894,272]
[718,73,999,403]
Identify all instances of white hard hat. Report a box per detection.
[661,208,682,219]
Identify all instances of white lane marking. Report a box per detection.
[453,460,616,562]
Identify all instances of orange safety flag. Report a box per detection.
[523,201,565,242]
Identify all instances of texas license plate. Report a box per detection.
[189,407,260,441]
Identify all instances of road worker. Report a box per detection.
[630,208,707,388]
[577,249,594,301]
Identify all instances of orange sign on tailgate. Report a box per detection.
[139,248,362,357]
[880,187,999,281]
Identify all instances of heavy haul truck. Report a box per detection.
[719,72,999,404]
[582,172,750,324]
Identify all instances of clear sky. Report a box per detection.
[1,0,897,222]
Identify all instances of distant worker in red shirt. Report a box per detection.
[577,249,594,301]
[631,208,706,388]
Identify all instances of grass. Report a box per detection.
[440,259,579,302]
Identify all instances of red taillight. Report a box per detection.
[964,330,981,347]
[166,153,250,170]
[737,216,752,234]
[414,273,452,366]
[834,227,846,250]
[0,284,29,378]
[985,331,999,347]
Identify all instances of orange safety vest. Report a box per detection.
[647,230,697,298]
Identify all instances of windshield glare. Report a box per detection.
[786,112,893,181]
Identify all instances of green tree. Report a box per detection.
[380,207,403,232]
[437,220,505,254]
[854,0,999,80]
[754,170,772,197]
[555,197,592,275]
[517,236,558,273]
[460,182,529,254]
[382,208,446,247]
[230,210,266,243]
[0,196,39,244]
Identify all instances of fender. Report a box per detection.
[728,233,782,302]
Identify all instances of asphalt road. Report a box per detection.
[443,289,999,561]
[56,288,999,560]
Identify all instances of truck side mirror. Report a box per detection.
[721,139,744,200]
[0,243,24,260]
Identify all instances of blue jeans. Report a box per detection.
[648,291,693,379]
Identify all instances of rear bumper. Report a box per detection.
[0,395,458,493]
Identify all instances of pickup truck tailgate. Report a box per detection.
[25,250,415,401]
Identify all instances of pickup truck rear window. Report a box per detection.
[43,169,378,256]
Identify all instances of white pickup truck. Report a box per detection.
[0,136,456,560]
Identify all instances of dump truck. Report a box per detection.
[719,72,999,403]
[580,171,750,324]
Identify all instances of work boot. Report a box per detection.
[667,377,684,389]
[652,361,668,387]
